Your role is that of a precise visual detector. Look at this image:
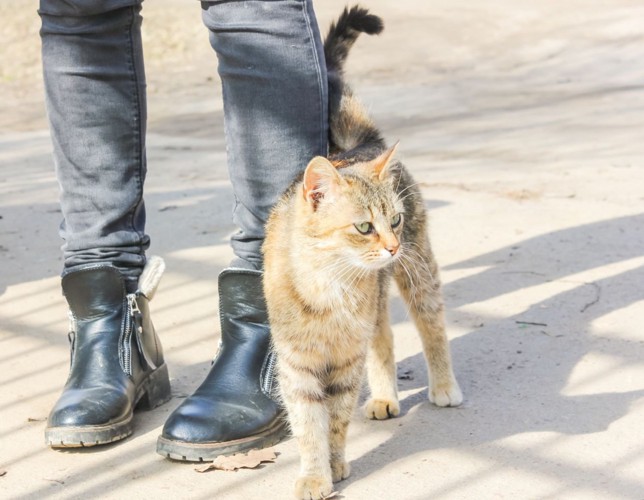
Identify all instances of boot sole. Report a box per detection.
[156,416,290,462]
[46,363,172,448]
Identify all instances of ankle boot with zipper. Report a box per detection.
[157,268,287,461]
[45,257,171,447]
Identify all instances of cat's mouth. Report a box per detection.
[360,250,401,270]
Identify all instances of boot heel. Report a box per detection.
[138,363,171,410]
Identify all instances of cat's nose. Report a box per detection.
[386,243,399,256]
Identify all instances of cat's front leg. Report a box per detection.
[290,399,334,499]
[394,240,463,408]
[279,361,334,500]
[419,309,463,407]
[364,304,400,419]
[418,304,463,407]
[429,377,463,407]
[327,364,363,482]
[294,474,333,500]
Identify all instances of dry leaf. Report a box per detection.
[195,448,277,473]
[322,491,339,499]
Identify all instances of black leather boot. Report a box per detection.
[45,258,171,447]
[157,269,287,461]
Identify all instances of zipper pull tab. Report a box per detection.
[67,309,76,336]
[128,293,143,335]
[67,310,76,367]
[128,293,157,370]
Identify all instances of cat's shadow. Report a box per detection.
[345,213,644,497]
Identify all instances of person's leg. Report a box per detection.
[40,0,150,288]
[158,0,328,460]
[40,0,170,447]
[208,0,329,270]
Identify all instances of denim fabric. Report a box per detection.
[38,0,140,16]
[202,0,328,269]
[40,2,148,281]
[39,0,328,277]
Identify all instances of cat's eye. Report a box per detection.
[354,222,374,235]
[391,213,403,228]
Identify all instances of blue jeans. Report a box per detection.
[39,0,328,282]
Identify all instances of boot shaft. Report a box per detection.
[218,268,269,343]
[62,262,164,379]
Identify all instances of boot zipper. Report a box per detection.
[119,294,135,376]
[131,293,158,370]
[261,349,278,396]
[211,339,224,366]
[67,310,77,368]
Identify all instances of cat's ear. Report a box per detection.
[303,156,344,209]
[373,141,400,181]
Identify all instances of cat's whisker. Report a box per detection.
[338,260,364,285]
[316,255,356,278]
[404,240,430,253]
[402,242,427,264]
[394,168,403,193]
[397,189,422,205]
[396,180,421,194]
[395,181,421,200]
[401,259,428,300]
[399,248,432,307]
[401,245,435,282]
[396,255,420,310]
[397,191,420,203]
[317,259,348,277]
[344,265,366,294]
[347,267,373,308]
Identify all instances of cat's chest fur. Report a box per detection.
[290,263,378,340]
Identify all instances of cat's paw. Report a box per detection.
[331,459,351,483]
[364,398,400,420]
[429,379,463,407]
[294,475,334,500]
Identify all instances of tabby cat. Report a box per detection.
[263,7,462,499]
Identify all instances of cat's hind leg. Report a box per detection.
[395,237,463,407]
[364,290,401,419]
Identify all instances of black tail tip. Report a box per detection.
[345,5,384,35]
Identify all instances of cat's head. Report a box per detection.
[299,144,404,271]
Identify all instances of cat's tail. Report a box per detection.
[324,6,383,76]
[325,6,385,153]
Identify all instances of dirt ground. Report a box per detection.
[1,1,644,499]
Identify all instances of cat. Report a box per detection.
[262,6,463,499]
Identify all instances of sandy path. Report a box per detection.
[1,1,643,498]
